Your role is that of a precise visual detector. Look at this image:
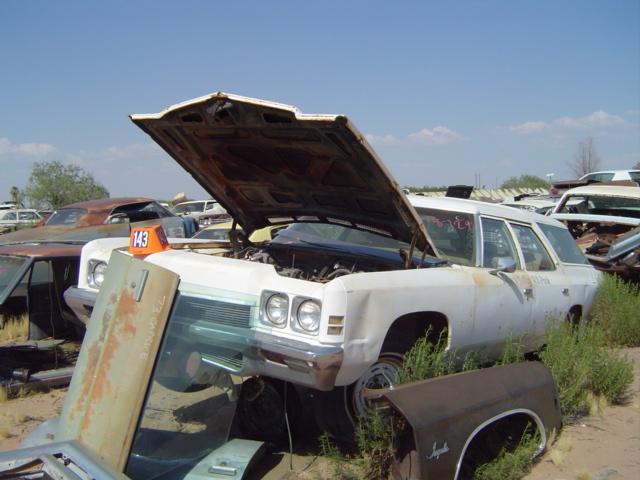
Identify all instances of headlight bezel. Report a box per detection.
[291,297,321,335]
[260,290,289,328]
[87,259,108,289]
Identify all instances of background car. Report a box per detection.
[0,209,42,233]
[580,170,640,183]
[172,199,231,226]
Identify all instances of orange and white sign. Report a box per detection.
[129,225,170,256]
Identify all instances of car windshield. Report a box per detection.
[173,202,205,214]
[44,208,88,226]
[193,227,241,241]
[277,223,410,252]
[558,194,640,219]
[416,207,476,266]
[0,255,29,302]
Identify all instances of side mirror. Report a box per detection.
[489,257,516,276]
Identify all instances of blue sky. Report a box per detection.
[1,0,639,201]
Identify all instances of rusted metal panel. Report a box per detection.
[57,251,179,472]
[383,362,561,480]
[0,244,83,257]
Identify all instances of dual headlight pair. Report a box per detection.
[87,260,108,289]
[261,291,321,334]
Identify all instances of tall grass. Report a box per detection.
[538,320,633,418]
[590,274,640,347]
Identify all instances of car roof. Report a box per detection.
[562,185,640,198]
[60,197,154,212]
[407,195,564,227]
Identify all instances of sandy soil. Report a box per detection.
[0,388,67,452]
[0,349,638,479]
[525,347,640,480]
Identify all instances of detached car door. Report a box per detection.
[471,217,533,357]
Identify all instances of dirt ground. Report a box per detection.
[525,347,640,480]
[0,349,638,479]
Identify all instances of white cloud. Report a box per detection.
[509,110,629,135]
[366,126,464,147]
[0,137,56,156]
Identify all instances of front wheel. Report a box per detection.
[313,352,404,441]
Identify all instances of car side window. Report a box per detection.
[481,217,520,269]
[510,224,555,271]
[4,212,17,220]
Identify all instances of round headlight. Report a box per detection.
[297,300,321,332]
[266,294,289,326]
[91,261,108,288]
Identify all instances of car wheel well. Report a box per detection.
[567,305,582,324]
[382,311,449,353]
[456,411,545,480]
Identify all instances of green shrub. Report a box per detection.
[539,320,633,417]
[495,335,526,366]
[355,412,395,480]
[590,274,640,347]
[472,426,539,480]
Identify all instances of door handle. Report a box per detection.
[562,288,570,296]
[523,288,534,300]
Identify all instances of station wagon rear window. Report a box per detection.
[537,224,589,265]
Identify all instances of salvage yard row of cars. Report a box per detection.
[0,91,635,480]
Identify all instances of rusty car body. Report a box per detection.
[0,198,191,344]
[551,184,640,281]
[0,252,561,480]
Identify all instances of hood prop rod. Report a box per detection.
[404,230,419,269]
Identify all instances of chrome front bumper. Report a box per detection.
[64,287,97,325]
[248,332,343,391]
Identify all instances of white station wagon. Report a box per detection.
[66,92,601,437]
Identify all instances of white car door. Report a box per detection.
[509,222,571,349]
[471,217,533,358]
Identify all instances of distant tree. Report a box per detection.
[500,175,550,189]
[568,136,602,178]
[24,161,109,209]
[634,160,640,170]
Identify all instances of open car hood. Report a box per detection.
[131,92,436,255]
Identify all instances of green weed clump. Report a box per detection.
[495,336,526,366]
[539,321,633,417]
[472,427,539,480]
[354,412,395,480]
[590,274,640,347]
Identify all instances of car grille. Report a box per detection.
[176,295,252,329]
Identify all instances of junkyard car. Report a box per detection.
[172,199,231,226]
[64,93,600,439]
[551,184,640,280]
[0,198,190,342]
[1,251,562,480]
[0,209,42,233]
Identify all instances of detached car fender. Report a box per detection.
[383,361,561,480]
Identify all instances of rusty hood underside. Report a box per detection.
[131,92,436,255]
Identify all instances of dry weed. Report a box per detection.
[586,392,609,416]
[556,435,573,453]
[576,468,590,480]
[549,448,564,466]
[0,313,28,342]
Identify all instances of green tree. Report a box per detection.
[24,161,109,209]
[500,174,550,189]
[633,160,640,170]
